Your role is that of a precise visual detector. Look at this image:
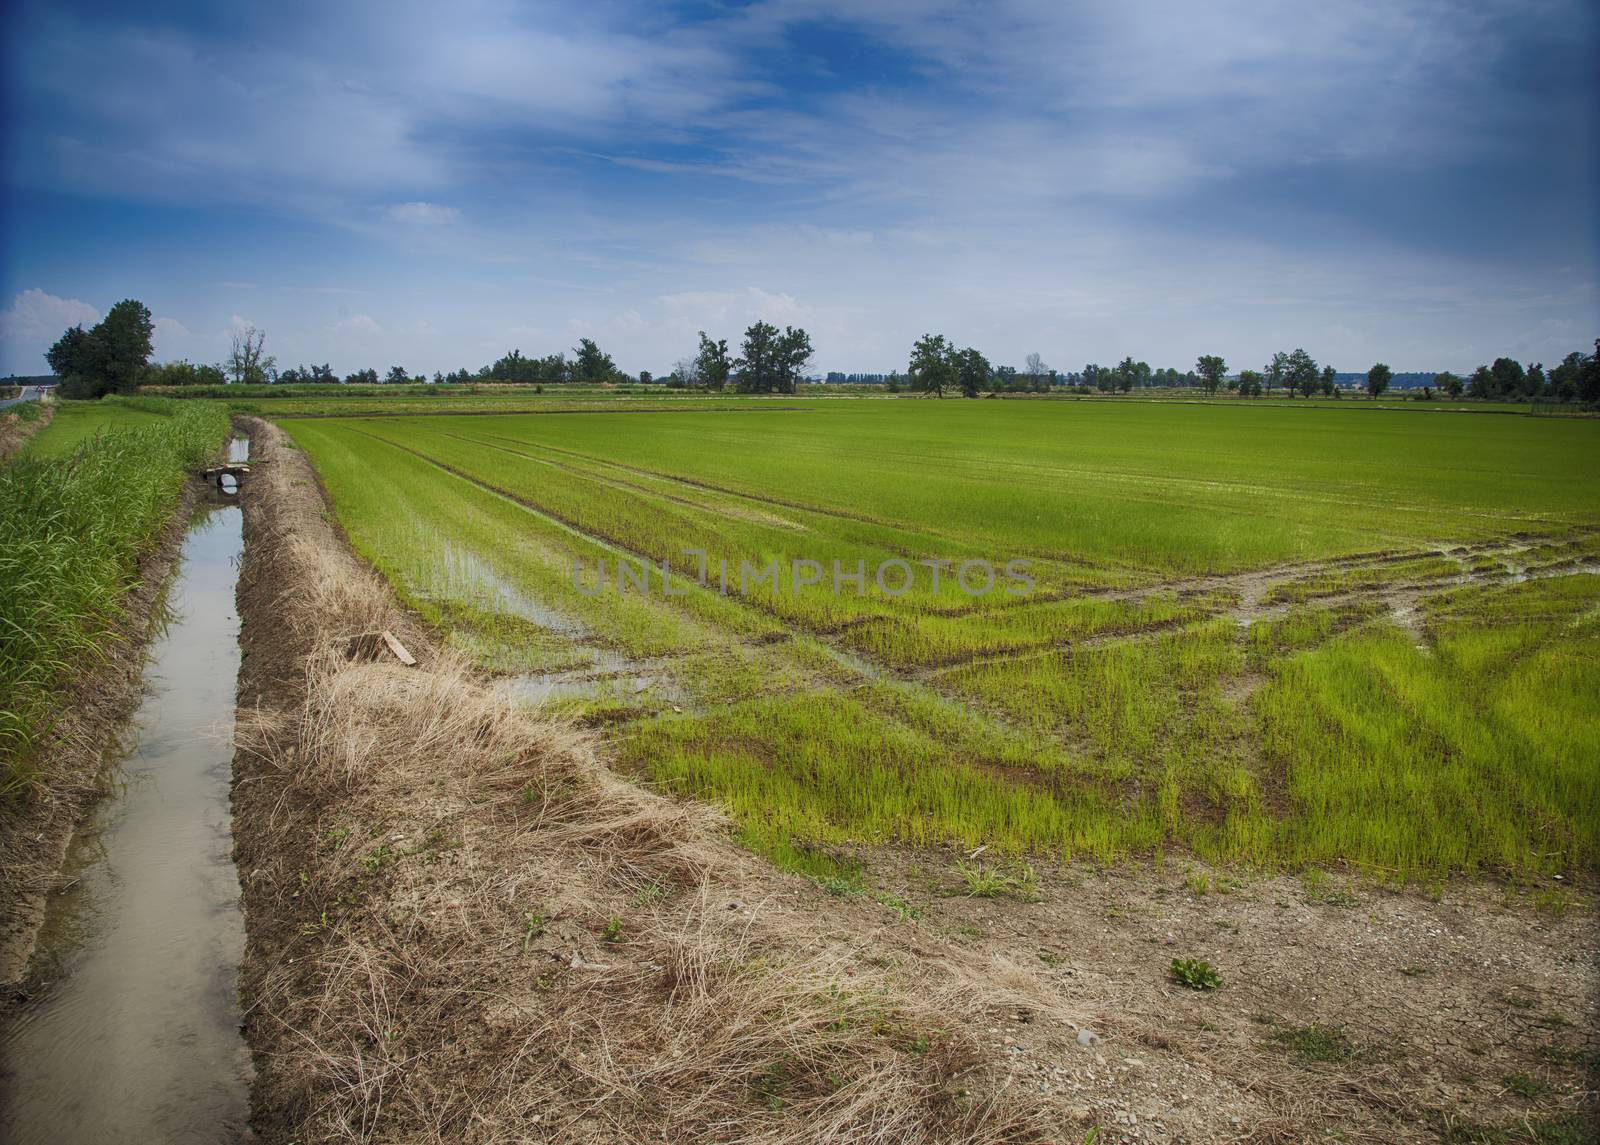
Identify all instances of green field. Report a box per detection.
[284,400,1600,883]
[22,398,173,458]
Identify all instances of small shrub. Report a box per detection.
[1169,958,1222,990]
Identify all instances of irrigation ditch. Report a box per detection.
[1,436,254,1143]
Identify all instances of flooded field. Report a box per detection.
[0,499,252,1143]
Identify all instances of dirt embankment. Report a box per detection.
[232,416,1599,1144]
[0,401,54,461]
[229,416,1043,1144]
[0,465,205,988]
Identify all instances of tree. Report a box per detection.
[733,322,812,393]
[670,356,699,389]
[1023,352,1050,390]
[734,321,778,393]
[1264,351,1289,396]
[571,338,616,383]
[1284,348,1319,399]
[1113,357,1150,393]
[1434,370,1464,399]
[638,370,653,385]
[1489,357,1525,398]
[46,325,97,392]
[955,346,992,398]
[384,365,411,385]
[1196,355,1227,395]
[1523,362,1546,400]
[228,325,276,385]
[775,326,813,394]
[1581,339,1600,403]
[908,334,955,397]
[1547,354,1583,401]
[1366,362,1392,400]
[1319,364,1338,397]
[48,299,156,398]
[1237,369,1264,398]
[695,331,731,391]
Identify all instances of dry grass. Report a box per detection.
[232,417,1044,1144]
[0,401,52,461]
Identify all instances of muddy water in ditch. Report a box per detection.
[0,500,252,1143]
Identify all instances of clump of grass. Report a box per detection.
[1272,1023,1352,1063]
[956,859,1038,900]
[1502,1071,1547,1098]
[1169,958,1222,990]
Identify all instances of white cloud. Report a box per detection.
[0,288,100,343]
[386,201,460,225]
[327,314,383,335]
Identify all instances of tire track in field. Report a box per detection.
[418,426,1113,605]
[325,425,1129,774]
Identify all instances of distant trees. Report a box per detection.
[279,363,338,384]
[1489,357,1525,397]
[955,347,992,398]
[1284,350,1317,398]
[146,360,228,387]
[1196,355,1227,395]
[904,336,997,398]
[1237,369,1264,398]
[734,321,812,394]
[908,334,955,397]
[47,299,156,398]
[1434,370,1463,398]
[344,368,379,385]
[572,338,618,383]
[1261,348,1320,398]
[228,325,276,385]
[1023,352,1050,389]
[1264,351,1287,397]
[485,348,569,384]
[695,331,732,391]
[1366,362,1392,399]
[1319,365,1338,397]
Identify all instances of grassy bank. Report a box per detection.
[0,397,229,793]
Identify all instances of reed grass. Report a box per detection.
[0,398,228,793]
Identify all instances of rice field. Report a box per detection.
[284,400,1600,883]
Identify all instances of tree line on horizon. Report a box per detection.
[38,301,1600,406]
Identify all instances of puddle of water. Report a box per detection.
[0,505,253,1144]
[226,436,249,464]
[495,668,686,707]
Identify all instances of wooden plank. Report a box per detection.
[380,630,417,666]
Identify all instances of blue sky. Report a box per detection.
[1,0,1595,377]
